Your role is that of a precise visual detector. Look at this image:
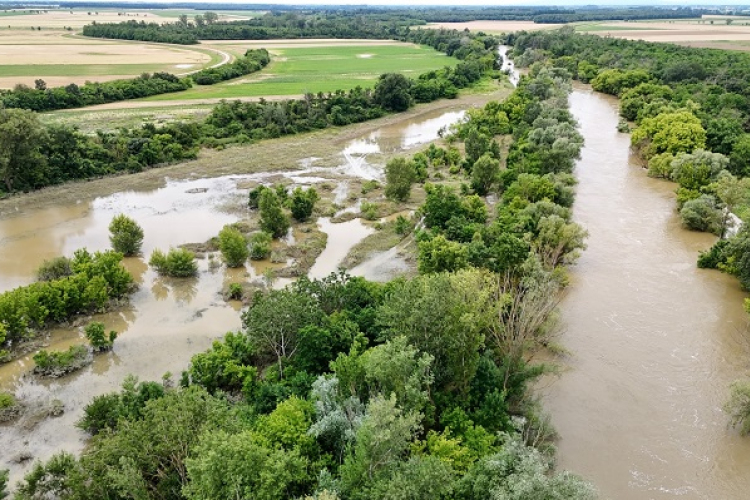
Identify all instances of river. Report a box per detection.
[545,87,750,499]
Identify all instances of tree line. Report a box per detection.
[0,28,498,195]
[0,49,270,113]
[3,60,595,500]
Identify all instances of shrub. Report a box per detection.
[0,392,15,409]
[361,180,380,194]
[725,380,750,435]
[36,256,72,282]
[33,345,91,377]
[385,157,416,202]
[248,185,268,209]
[394,215,413,236]
[361,201,379,221]
[77,375,165,435]
[84,321,117,352]
[680,195,722,234]
[259,189,290,239]
[227,283,243,300]
[218,226,249,267]
[109,214,144,256]
[149,248,198,277]
[290,187,319,222]
[249,232,272,260]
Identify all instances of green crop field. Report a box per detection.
[147,43,457,101]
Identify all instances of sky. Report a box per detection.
[40,0,750,6]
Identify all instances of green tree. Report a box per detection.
[385,157,416,202]
[534,214,588,267]
[108,214,144,256]
[149,248,198,277]
[290,187,319,222]
[471,154,500,196]
[373,73,413,112]
[724,380,750,436]
[417,234,469,274]
[184,430,306,500]
[0,108,48,192]
[456,432,596,500]
[243,289,323,378]
[680,195,722,234]
[218,225,249,267]
[631,110,706,158]
[0,469,7,500]
[377,269,499,396]
[340,395,421,494]
[249,231,273,260]
[259,189,290,239]
[84,321,117,352]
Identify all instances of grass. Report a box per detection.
[147,44,457,101]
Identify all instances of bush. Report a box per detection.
[290,187,319,222]
[109,214,144,256]
[680,195,722,234]
[248,185,268,209]
[33,345,91,377]
[385,157,416,202]
[249,231,273,260]
[77,376,165,435]
[36,256,72,282]
[218,226,249,267]
[0,392,15,409]
[361,201,379,221]
[149,248,198,277]
[0,469,8,500]
[84,321,117,352]
[259,189,290,239]
[725,380,750,435]
[227,283,243,300]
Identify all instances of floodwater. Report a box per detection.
[545,87,750,499]
[0,105,466,484]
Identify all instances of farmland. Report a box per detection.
[141,42,458,101]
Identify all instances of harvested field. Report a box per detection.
[423,20,562,33]
[0,9,157,28]
[0,30,217,88]
[579,20,750,43]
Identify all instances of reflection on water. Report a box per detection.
[547,88,750,500]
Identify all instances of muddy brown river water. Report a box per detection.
[0,104,468,484]
[546,87,750,499]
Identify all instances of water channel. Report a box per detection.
[546,87,750,499]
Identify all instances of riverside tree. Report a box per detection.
[259,189,290,239]
[218,225,249,267]
[109,214,144,256]
[385,157,416,202]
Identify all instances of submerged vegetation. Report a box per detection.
[0,249,133,356]
[7,59,595,499]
